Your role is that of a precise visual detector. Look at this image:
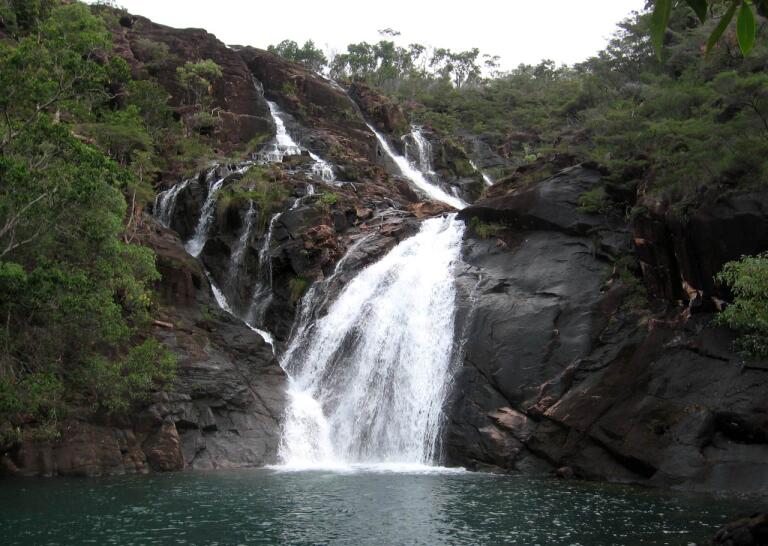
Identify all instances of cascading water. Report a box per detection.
[262,101,302,162]
[229,200,256,274]
[208,272,274,349]
[404,126,437,177]
[152,165,277,348]
[154,179,190,228]
[469,159,494,187]
[367,123,466,209]
[262,101,336,183]
[186,175,226,257]
[245,211,281,327]
[277,214,466,469]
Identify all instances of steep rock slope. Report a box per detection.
[448,166,768,493]
[111,14,274,156]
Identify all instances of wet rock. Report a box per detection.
[10,421,149,477]
[713,513,768,546]
[446,165,768,494]
[142,421,183,472]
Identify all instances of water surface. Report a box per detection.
[0,468,758,545]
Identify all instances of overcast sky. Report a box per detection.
[106,1,647,68]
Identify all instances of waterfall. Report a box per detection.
[263,101,302,161]
[262,101,336,183]
[469,159,494,186]
[154,179,190,228]
[229,200,256,274]
[186,175,226,257]
[405,126,437,176]
[367,123,466,210]
[277,214,466,469]
[244,211,281,328]
[208,272,274,350]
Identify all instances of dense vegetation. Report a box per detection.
[0,0,185,443]
[716,252,768,357]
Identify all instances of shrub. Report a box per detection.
[320,192,338,206]
[468,216,503,239]
[289,276,308,303]
[577,187,611,214]
[716,252,768,358]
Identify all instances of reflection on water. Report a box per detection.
[0,469,760,545]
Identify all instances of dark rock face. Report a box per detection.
[447,165,768,494]
[634,192,768,307]
[110,15,274,156]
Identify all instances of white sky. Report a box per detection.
[106,1,647,68]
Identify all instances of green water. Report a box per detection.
[0,468,759,545]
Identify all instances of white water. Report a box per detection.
[404,126,437,177]
[209,273,274,349]
[469,159,494,186]
[367,123,466,209]
[186,176,226,257]
[154,179,190,228]
[263,101,335,183]
[277,214,465,470]
[229,200,256,274]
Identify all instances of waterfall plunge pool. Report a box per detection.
[0,469,758,545]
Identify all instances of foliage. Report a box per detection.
[288,276,308,303]
[468,217,504,240]
[0,1,175,436]
[716,252,768,357]
[650,0,768,57]
[320,192,338,206]
[267,39,327,73]
[223,166,289,232]
[176,59,223,110]
[577,187,612,214]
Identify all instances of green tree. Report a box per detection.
[716,252,768,357]
[0,1,175,440]
[176,59,223,109]
[267,39,328,72]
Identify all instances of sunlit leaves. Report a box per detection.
[652,0,761,57]
[716,252,768,357]
[650,0,672,59]
[737,0,757,55]
[706,1,739,54]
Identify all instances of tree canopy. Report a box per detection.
[0,1,175,444]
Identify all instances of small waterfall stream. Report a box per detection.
[404,126,437,178]
[186,175,226,257]
[263,101,336,183]
[367,123,466,209]
[154,179,190,227]
[469,159,494,186]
